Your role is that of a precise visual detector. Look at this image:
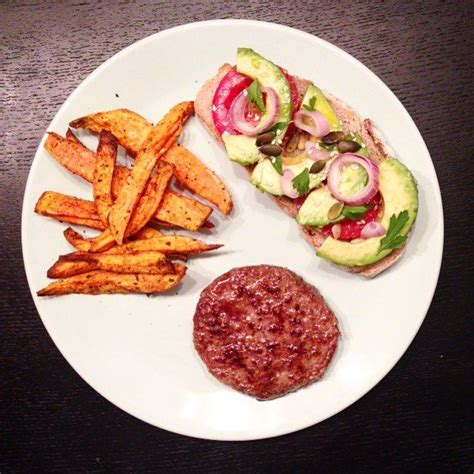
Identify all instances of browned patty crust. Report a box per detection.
[193,265,340,400]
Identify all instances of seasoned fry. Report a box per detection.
[47,251,174,278]
[131,226,163,240]
[106,235,222,255]
[108,101,194,244]
[44,132,96,180]
[35,191,106,230]
[63,162,174,253]
[155,191,212,231]
[37,264,187,296]
[93,131,117,225]
[126,161,174,235]
[44,132,212,231]
[164,144,232,214]
[69,110,232,214]
[70,109,152,157]
[63,227,114,252]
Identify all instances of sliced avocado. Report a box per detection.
[237,48,292,131]
[251,156,331,196]
[301,84,341,131]
[223,48,293,166]
[296,186,344,227]
[316,159,418,267]
[250,159,282,195]
[223,134,265,165]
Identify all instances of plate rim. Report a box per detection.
[21,19,444,441]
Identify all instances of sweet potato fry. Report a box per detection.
[35,191,106,230]
[106,236,222,255]
[69,109,152,157]
[70,111,232,214]
[37,264,186,296]
[126,161,174,235]
[93,131,117,225]
[154,191,212,231]
[63,161,174,253]
[164,144,232,214]
[44,132,96,181]
[43,133,212,231]
[47,251,174,278]
[131,226,163,240]
[108,101,194,244]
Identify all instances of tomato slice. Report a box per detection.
[322,194,381,241]
[212,66,252,135]
[212,65,300,136]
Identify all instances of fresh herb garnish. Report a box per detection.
[292,168,310,196]
[272,156,283,175]
[303,96,317,112]
[246,79,265,114]
[342,205,371,220]
[268,121,288,133]
[378,211,409,254]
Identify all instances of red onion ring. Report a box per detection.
[280,169,299,198]
[229,87,280,136]
[294,110,330,138]
[327,153,379,205]
[361,221,385,239]
[305,141,330,161]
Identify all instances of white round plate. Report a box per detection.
[22,20,443,441]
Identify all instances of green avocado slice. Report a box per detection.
[316,159,418,267]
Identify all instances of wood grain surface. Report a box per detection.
[1,1,473,472]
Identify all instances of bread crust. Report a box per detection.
[195,66,407,277]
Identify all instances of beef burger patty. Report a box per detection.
[193,265,339,400]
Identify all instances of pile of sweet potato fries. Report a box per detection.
[35,102,232,296]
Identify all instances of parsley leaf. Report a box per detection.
[268,121,288,133]
[292,169,310,196]
[272,156,283,175]
[378,211,409,253]
[342,205,371,220]
[303,96,317,112]
[246,79,265,114]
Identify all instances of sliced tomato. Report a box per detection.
[212,66,252,135]
[280,68,300,112]
[322,193,381,241]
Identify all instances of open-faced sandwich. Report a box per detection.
[196,48,418,277]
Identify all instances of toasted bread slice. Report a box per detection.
[195,66,406,277]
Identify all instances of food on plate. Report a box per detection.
[93,131,117,225]
[195,48,419,277]
[37,264,187,297]
[36,102,227,296]
[44,132,214,231]
[35,191,106,230]
[69,109,233,215]
[104,235,222,255]
[47,251,175,279]
[193,265,339,400]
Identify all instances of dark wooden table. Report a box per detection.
[2,1,473,471]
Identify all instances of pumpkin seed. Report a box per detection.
[309,160,326,174]
[337,140,361,153]
[322,131,345,145]
[259,143,283,157]
[256,131,276,147]
[328,202,344,220]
